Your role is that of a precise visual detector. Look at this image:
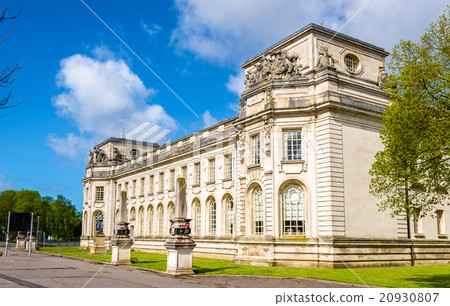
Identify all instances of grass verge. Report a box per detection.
[37,247,450,288]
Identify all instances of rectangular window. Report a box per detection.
[149,175,154,194]
[170,169,175,191]
[252,134,261,165]
[225,154,232,179]
[132,180,137,197]
[140,178,145,196]
[194,162,201,185]
[284,130,302,160]
[95,186,104,202]
[413,209,423,235]
[159,173,164,193]
[209,158,215,182]
[437,210,445,235]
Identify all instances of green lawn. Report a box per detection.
[37,247,450,288]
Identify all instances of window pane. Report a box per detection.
[253,187,264,235]
[284,130,302,160]
[282,184,305,235]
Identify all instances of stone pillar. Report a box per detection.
[164,177,196,275]
[16,233,27,250]
[111,231,132,265]
[90,233,107,254]
[25,235,36,251]
[110,191,133,265]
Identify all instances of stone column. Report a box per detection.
[110,191,132,265]
[164,177,196,275]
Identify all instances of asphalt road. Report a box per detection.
[0,248,366,288]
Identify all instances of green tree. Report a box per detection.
[370,6,450,225]
[49,195,82,240]
[0,190,16,228]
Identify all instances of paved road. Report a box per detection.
[0,249,366,288]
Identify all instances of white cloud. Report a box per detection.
[50,50,177,160]
[227,102,240,114]
[172,0,447,64]
[141,21,162,38]
[201,110,218,128]
[226,70,245,96]
[172,0,447,95]
[47,133,93,161]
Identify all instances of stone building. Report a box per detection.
[80,24,450,268]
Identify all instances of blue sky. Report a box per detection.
[0,0,447,212]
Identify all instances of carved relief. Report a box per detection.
[263,115,273,157]
[244,50,303,90]
[378,66,388,89]
[236,125,246,164]
[315,46,335,69]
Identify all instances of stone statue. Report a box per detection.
[88,149,94,164]
[315,46,334,69]
[378,66,388,88]
[112,147,123,162]
[243,50,303,90]
[95,148,107,163]
[95,212,103,234]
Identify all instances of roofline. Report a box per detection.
[93,116,238,149]
[242,23,389,68]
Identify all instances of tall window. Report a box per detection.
[226,197,234,235]
[170,169,175,191]
[282,184,305,235]
[182,166,187,178]
[149,175,154,194]
[437,210,445,235]
[253,187,264,235]
[157,204,164,235]
[132,180,137,197]
[138,207,144,236]
[209,158,215,182]
[413,209,423,235]
[225,154,232,179]
[209,199,216,235]
[252,134,261,165]
[159,173,164,193]
[95,186,104,202]
[194,162,201,185]
[194,201,201,236]
[140,178,145,196]
[284,130,302,160]
[147,206,154,235]
[168,203,175,233]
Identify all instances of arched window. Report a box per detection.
[282,184,305,235]
[226,197,234,235]
[138,206,144,236]
[209,199,216,235]
[193,200,201,236]
[253,187,264,235]
[168,202,175,234]
[157,204,164,236]
[147,205,154,236]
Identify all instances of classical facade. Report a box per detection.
[81,24,450,268]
